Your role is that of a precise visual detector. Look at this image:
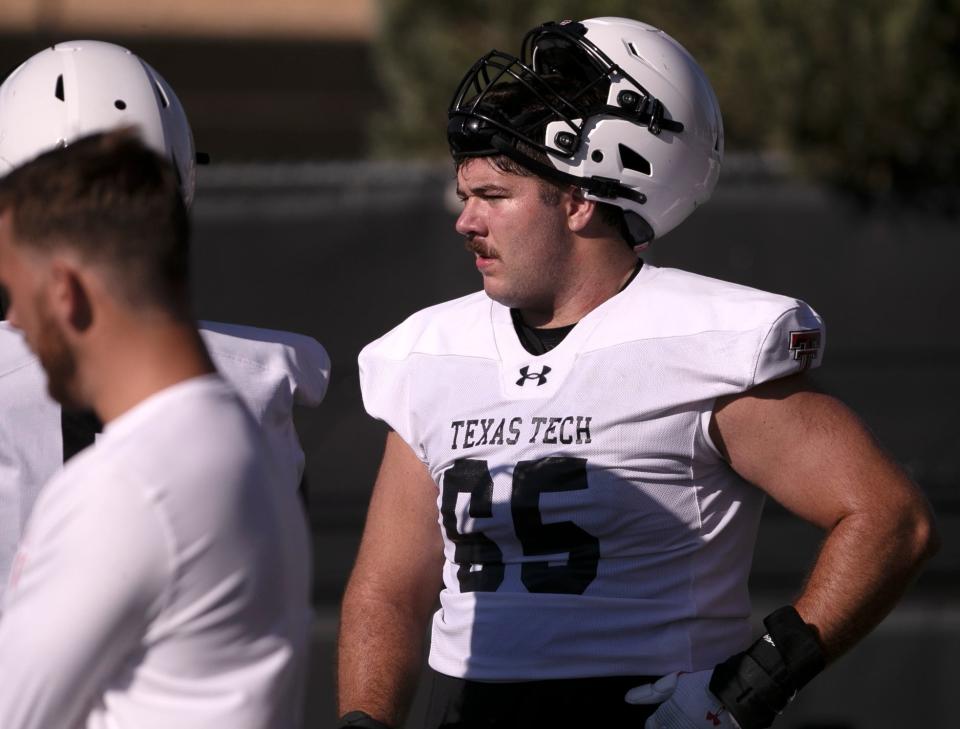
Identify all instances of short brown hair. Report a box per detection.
[0,128,190,312]
[452,82,628,240]
[457,153,627,235]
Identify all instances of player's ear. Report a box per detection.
[49,259,93,333]
[565,187,597,233]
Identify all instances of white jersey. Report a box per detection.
[359,264,825,680]
[0,375,312,729]
[0,320,329,601]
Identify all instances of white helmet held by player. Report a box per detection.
[0,40,198,205]
[448,17,723,245]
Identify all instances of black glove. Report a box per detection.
[709,606,826,729]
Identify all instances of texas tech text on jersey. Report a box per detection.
[449,415,593,450]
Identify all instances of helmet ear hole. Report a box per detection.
[55,74,64,101]
[618,144,651,175]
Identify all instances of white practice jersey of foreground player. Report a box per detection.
[359,263,825,681]
[0,320,329,600]
[0,375,312,729]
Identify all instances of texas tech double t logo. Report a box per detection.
[788,330,821,370]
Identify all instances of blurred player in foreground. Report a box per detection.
[337,17,939,729]
[0,129,311,729]
[0,41,329,601]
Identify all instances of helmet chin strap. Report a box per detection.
[620,211,655,247]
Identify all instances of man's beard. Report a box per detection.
[33,304,81,409]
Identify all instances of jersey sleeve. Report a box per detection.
[266,331,330,408]
[0,465,169,729]
[0,334,62,607]
[357,340,420,459]
[198,320,331,408]
[752,302,825,386]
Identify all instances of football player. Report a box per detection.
[337,17,939,729]
[0,41,329,600]
[0,129,311,728]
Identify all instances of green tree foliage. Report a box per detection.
[714,0,960,208]
[372,0,960,208]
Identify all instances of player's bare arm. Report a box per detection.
[626,374,944,728]
[337,431,445,728]
[711,373,940,660]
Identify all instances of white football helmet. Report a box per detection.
[448,17,723,244]
[0,40,197,206]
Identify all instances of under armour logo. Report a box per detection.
[516,365,551,386]
[705,710,722,726]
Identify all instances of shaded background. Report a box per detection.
[1,1,958,727]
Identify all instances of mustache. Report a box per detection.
[464,238,499,259]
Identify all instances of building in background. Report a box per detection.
[0,0,381,159]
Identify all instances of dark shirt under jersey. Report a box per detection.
[511,259,643,355]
